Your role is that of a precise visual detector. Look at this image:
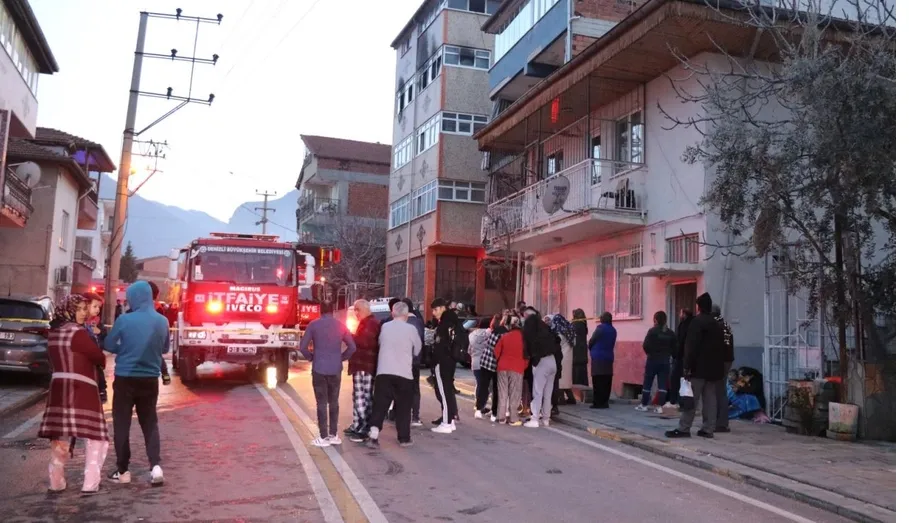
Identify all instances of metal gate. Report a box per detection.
[762,252,828,422]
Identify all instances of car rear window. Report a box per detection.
[0,299,48,321]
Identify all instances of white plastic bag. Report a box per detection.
[679,378,693,398]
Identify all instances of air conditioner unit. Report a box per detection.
[55,266,72,285]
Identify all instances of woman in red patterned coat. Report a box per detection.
[38,294,109,495]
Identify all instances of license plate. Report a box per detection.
[226,346,257,355]
[0,332,14,341]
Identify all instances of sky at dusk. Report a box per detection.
[29,0,423,221]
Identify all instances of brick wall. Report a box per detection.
[573,0,639,22]
[612,339,646,397]
[572,34,599,56]
[347,182,388,219]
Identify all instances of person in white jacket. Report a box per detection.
[469,317,496,418]
[550,314,577,407]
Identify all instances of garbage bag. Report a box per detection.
[679,378,695,411]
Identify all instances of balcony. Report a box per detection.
[299,197,340,224]
[72,250,97,292]
[0,169,33,228]
[77,185,99,230]
[484,158,646,253]
[625,233,704,279]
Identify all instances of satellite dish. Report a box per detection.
[15,161,41,188]
[541,175,570,215]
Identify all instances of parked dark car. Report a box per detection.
[0,296,52,375]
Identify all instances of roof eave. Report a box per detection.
[4,0,59,73]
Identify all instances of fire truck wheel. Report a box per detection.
[178,356,198,383]
[276,349,290,384]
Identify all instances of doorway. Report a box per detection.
[670,282,697,328]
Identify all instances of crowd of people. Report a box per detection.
[38,281,170,494]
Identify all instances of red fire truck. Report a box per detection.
[166,233,316,384]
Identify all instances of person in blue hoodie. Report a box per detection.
[103,281,170,486]
[588,312,617,409]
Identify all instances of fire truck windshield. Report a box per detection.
[191,249,296,286]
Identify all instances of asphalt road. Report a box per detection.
[0,361,852,523]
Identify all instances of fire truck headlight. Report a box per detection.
[266,304,279,314]
[279,332,299,342]
[206,300,224,314]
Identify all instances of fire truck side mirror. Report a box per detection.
[167,248,179,280]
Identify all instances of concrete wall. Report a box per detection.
[438,202,483,246]
[440,134,485,183]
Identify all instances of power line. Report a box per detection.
[254,190,277,234]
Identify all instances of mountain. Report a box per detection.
[98,175,297,259]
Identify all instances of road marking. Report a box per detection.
[276,386,389,523]
[255,384,343,523]
[547,426,817,523]
[3,412,43,439]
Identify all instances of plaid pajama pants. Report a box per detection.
[351,372,375,433]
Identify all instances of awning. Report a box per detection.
[624,263,704,278]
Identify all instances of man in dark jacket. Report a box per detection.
[403,298,424,425]
[709,304,735,433]
[668,308,693,405]
[346,300,381,441]
[667,293,725,439]
[428,298,460,433]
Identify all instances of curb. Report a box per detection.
[0,389,47,418]
[556,412,894,523]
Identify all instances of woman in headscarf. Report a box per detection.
[550,314,577,408]
[571,309,589,387]
[38,294,109,495]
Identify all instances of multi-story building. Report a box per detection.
[476,0,776,399]
[0,128,114,299]
[386,0,511,313]
[0,0,57,229]
[296,135,391,304]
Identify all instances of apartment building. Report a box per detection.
[0,0,57,229]
[476,0,778,399]
[386,0,509,313]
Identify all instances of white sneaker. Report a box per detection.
[431,423,455,434]
[108,470,131,484]
[474,410,484,419]
[490,415,497,423]
[311,437,331,447]
[635,405,649,412]
[663,402,673,409]
[328,435,343,445]
[411,419,423,427]
[150,465,164,486]
[652,406,663,415]
[524,419,540,428]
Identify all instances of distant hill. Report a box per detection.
[99,175,297,258]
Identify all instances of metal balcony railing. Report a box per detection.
[2,169,33,217]
[74,250,97,270]
[665,234,700,264]
[485,158,646,242]
[299,197,340,222]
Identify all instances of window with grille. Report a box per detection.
[598,246,643,319]
[538,264,568,315]
[434,255,476,304]
[665,234,700,264]
[410,256,426,310]
[615,111,644,165]
[387,261,407,299]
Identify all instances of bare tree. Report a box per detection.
[323,201,387,301]
[659,0,895,382]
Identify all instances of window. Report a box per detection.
[388,261,407,299]
[591,136,602,184]
[616,111,644,164]
[399,36,412,57]
[443,45,490,70]
[434,255,476,304]
[546,151,564,176]
[393,135,413,170]
[59,211,70,250]
[494,0,558,62]
[390,196,410,229]
[410,256,426,309]
[599,247,643,319]
[448,0,502,14]
[419,0,445,33]
[539,264,568,316]
[438,180,485,203]
[417,49,443,91]
[412,180,438,217]
[0,3,38,96]
[396,79,414,115]
[416,113,441,154]
[441,112,488,135]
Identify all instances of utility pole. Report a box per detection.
[104,9,222,325]
[255,190,276,234]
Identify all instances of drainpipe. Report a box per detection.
[565,1,580,63]
[720,231,732,316]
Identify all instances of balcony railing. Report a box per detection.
[74,250,97,271]
[299,197,340,222]
[665,234,700,264]
[485,158,646,241]
[2,169,33,217]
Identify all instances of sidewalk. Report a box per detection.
[451,372,895,523]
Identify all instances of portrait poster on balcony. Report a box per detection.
[541,175,570,215]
